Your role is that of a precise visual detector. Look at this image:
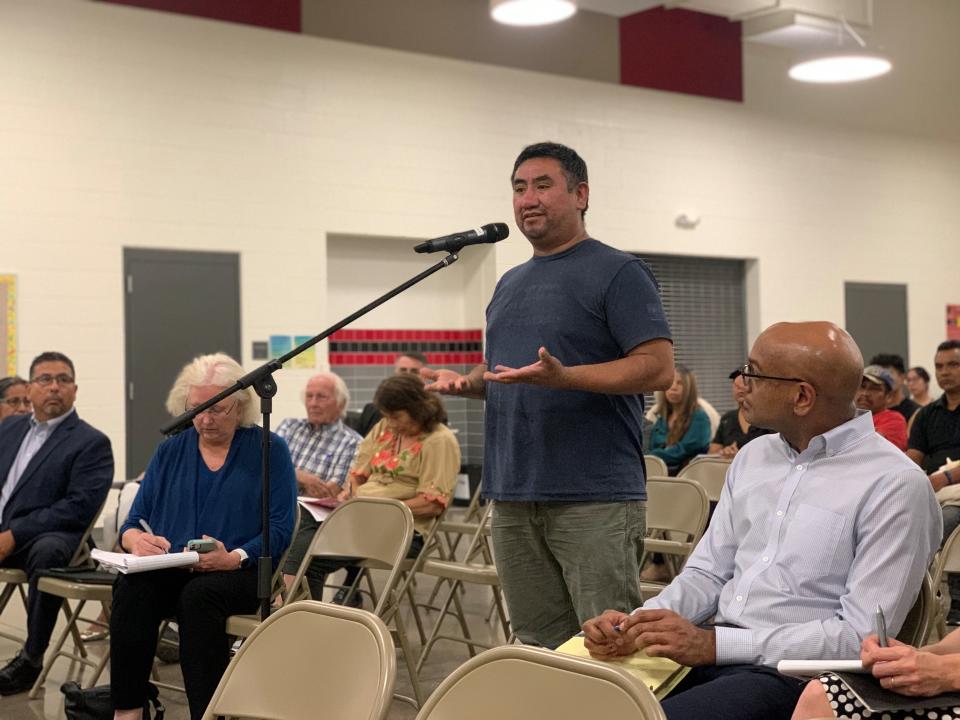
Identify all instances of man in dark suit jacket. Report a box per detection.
[0,351,113,695]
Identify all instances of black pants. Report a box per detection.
[2,533,73,659]
[662,664,806,720]
[110,567,257,720]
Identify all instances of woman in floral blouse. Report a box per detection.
[284,373,460,602]
[339,373,461,534]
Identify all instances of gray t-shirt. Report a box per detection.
[482,239,672,502]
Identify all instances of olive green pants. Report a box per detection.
[491,500,646,649]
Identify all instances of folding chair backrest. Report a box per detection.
[931,524,960,589]
[289,497,414,613]
[645,477,710,547]
[72,490,113,566]
[204,600,395,720]
[677,456,731,503]
[414,645,666,720]
[643,455,668,479]
[896,571,934,646]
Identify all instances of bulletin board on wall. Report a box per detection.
[0,275,15,375]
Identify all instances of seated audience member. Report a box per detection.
[583,322,941,720]
[278,372,361,604]
[857,365,908,450]
[350,351,431,438]
[907,365,934,407]
[708,369,772,458]
[649,365,712,474]
[909,340,960,621]
[110,353,296,720]
[792,627,960,719]
[870,352,920,422]
[0,352,113,695]
[284,374,459,600]
[0,376,31,420]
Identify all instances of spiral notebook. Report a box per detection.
[91,549,199,574]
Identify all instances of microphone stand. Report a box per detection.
[161,250,462,620]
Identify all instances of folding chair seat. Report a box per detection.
[414,644,666,720]
[676,456,731,504]
[415,502,511,672]
[640,477,709,600]
[204,600,396,720]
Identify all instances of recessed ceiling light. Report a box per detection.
[491,0,577,27]
[788,55,892,83]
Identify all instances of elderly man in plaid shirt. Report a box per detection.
[279,372,363,600]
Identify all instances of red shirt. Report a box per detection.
[872,408,908,451]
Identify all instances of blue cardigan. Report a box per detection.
[649,408,712,469]
[122,426,297,568]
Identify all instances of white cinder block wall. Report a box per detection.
[1,0,958,482]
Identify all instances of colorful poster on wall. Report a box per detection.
[0,275,16,375]
[289,336,316,369]
[948,305,960,341]
[269,335,292,361]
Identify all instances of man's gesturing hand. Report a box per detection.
[484,347,569,389]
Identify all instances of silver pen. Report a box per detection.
[139,518,155,535]
[875,604,888,647]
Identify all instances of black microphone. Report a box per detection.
[414,223,509,254]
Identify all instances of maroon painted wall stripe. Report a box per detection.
[620,7,742,103]
[96,0,301,33]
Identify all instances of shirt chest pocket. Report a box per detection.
[777,504,846,591]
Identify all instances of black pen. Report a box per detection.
[875,604,888,647]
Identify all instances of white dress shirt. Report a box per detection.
[643,411,942,666]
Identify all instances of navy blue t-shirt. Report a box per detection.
[482,239,672,501]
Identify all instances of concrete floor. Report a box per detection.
[0,539,508,719]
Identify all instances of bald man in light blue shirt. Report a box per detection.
[583,322,941,720]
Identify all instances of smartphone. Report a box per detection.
[187,538,217,554]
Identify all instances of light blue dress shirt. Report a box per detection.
[643,410,942,666]
[0,408,75,522]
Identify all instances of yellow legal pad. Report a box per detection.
[555,635,691,700]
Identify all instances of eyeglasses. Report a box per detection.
[740,363,805,387]
[31,374,75,387]
[186,399,238,418]
[2,397,31,408]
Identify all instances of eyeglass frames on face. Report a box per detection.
[2,397,31,407]
[31,374,75,387]
[740,363,805,387]
[186,399,238,418]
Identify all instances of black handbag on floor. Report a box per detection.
[61,681,164,720]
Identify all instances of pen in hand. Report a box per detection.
[139,518,169,554]
[875,604,888,647]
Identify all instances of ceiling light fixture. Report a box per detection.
[490,0,577,27]
[788,16,891,84]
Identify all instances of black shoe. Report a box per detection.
[331,587,362,608]
[0,651,42,696]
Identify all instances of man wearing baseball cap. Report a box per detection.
[857,364,908,450]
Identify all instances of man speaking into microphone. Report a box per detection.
[425,142,674,648]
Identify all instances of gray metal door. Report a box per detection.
[124,248,241,478]
[844,282,908,365]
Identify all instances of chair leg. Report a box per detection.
[416,579,462,673]
[392,609,425,707]
[29,598,86,699]
[404,580,428,645]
